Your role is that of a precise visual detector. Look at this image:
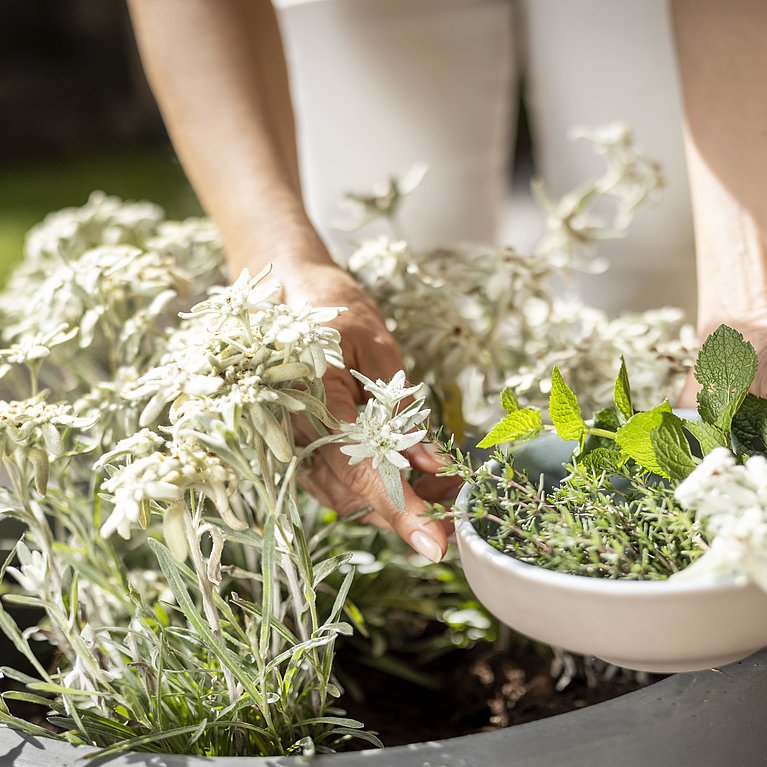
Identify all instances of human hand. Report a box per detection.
[278,261,457,562]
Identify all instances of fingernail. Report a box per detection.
[410,530,444,563]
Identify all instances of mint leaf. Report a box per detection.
[732,393,767,455]
[613,357,633,422]
[650,412,697,481]
[549,367,587,441]
[615,401,672,476]
[682,419,729,454]
[477,408,543,448]
[500,386,520,414]
[695,325,757,432]
[579,447,620,474]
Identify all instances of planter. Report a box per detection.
[1,650,766,766]
[455,425,767,673]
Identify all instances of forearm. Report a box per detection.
[127,0,331,274]
[672,0,767,343]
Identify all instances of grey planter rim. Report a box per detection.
[2,650,767,766]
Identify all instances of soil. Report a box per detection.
[337,643,656,748]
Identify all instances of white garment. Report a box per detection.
[276,0,696,318]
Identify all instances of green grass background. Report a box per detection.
[0,148,200,284]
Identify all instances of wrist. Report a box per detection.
[224,199,334,277]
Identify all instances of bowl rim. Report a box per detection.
[454,463,749,597]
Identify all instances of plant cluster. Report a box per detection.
[458,324,767,587]
[337,123,694,437]
[0,124,704,757]
[0,196,439,757]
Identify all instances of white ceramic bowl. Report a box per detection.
[455,423,767,673]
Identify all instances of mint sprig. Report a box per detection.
[479,324,763,483]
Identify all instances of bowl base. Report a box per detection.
[597,646,765,673]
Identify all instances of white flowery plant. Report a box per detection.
[0,205,430,756]
[341,371,429,509]
[336,123,691,439]
[674,448,767,590]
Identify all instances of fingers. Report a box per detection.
[406,441,449,474]
[319,440,447,561]
[411,472,462,504]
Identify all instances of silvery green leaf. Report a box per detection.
[162,502,188,563]
[41,422,63,456]
[263,362,312,383]
[27,448,49,495]
[251,408,292,463]
[139,390,168,427]
[378,460,405,511]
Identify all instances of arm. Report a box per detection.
[127,0,451,560]
[672,0,767,395]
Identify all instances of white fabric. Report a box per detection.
[276,0,696,318]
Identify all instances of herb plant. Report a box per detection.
[456,324,767,586]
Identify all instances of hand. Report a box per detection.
[278,261,457,562]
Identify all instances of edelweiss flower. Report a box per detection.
[341,400,426,471]
[180,266,278,324]
[100,453,184,539]
[674,449,767,591]
[6,542,48,594]
[340,370,430,509]
[341,163,428,229]
[258,303,344,378]
[351,369,422,410]
[346,237,410,292]
[0,396,94,457]
[93,428,166,470]
[0,323,77,377]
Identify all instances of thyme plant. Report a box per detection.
[454,325,767,587]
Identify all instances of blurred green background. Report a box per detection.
[0,1,200,283]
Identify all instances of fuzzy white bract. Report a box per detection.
[674,448,767,590]
[338,127,691,437]
[341,371,429,509]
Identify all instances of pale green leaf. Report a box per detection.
[615,401,672,477]
[579,447,619,474]
[27,447,49,496]
[549,367,587,441]
[613,357,633,422]
[477,408,542,448]
[500,386,520,414]
[650,412,697,481]
[695,324,757,432]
